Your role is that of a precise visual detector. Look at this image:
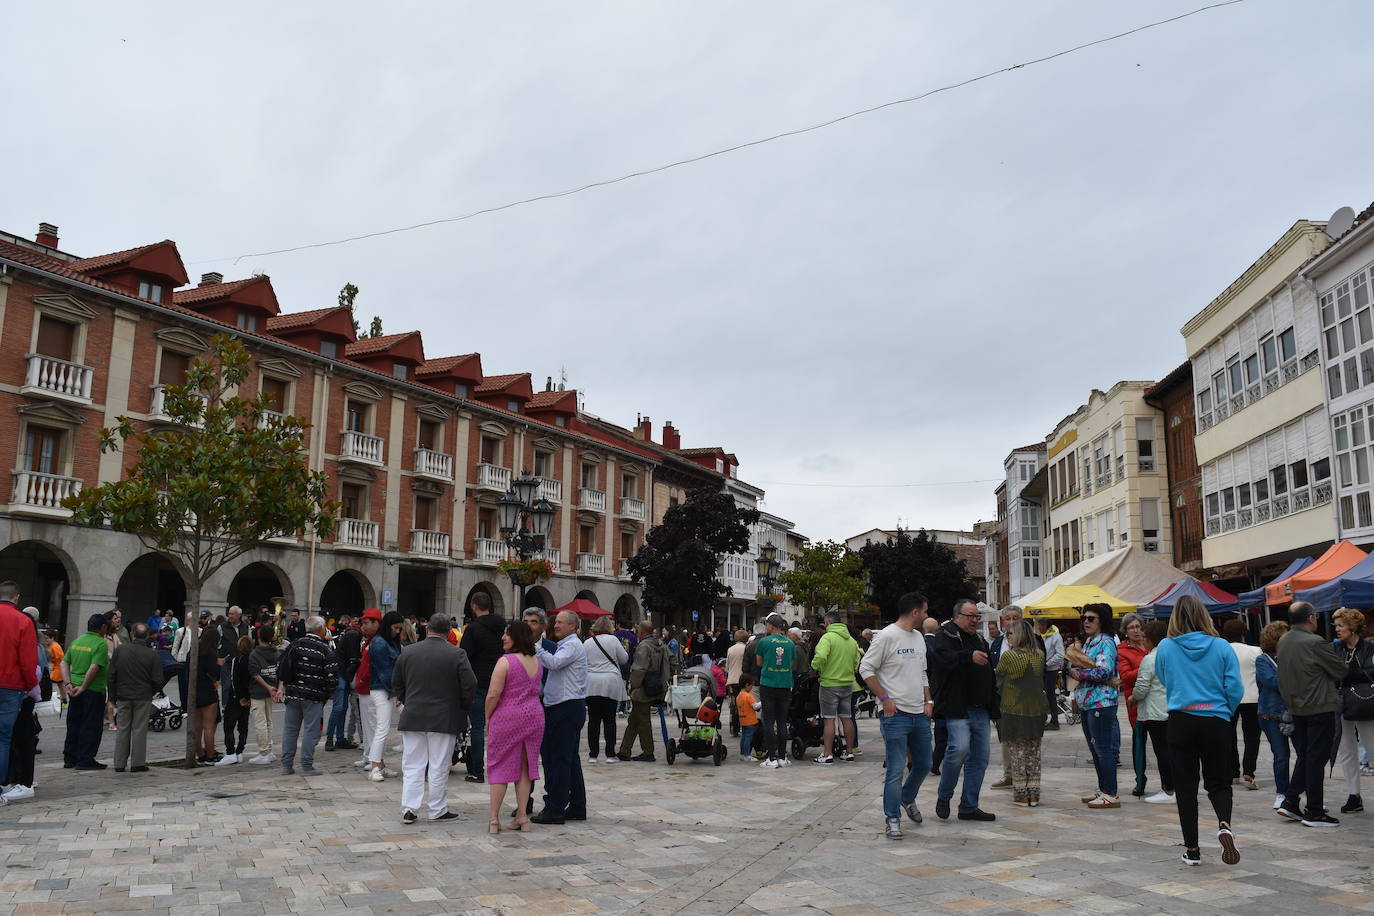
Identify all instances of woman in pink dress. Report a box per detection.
[485,619,544,833]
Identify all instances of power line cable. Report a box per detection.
[212,0,1248,265]
[755,478,1001,489]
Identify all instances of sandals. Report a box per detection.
[488,819,500,835]
[506,818,530,832]
[1242,775,1258,791]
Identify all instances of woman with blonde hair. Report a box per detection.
[1155,594,1243,866]
[583,614,628,764]
[994,619,1047,807]
[1333,607,1374,814]
[1255,620,1293,811]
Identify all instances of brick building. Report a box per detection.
[0,224,743,639]
[1144,361,1203,572]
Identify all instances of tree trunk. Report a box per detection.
[183,584,201,766]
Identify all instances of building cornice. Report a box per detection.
[1180,220,1327,338]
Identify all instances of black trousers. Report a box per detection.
[932,717,948,770]
[1229,702,1260,778]
[4,697,37,787]
[1285,711,1336,816]
[540,699,587,816]
[759,686,791,760]
[222,698,249,755]
[585,696,618,758]
[1143,719,1174,792]
[63,690,105,766]
[1167,711,1233,850]
[1043,668,1060,724]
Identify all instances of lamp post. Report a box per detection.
[863,576,875,626]
[497,471,556,609]
[755,539,782,626]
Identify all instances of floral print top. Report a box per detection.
[1073,634,1120,710]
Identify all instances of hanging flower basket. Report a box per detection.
[755,591,785,604]
[498,557,554,587]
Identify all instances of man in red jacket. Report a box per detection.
[0,580,40,804]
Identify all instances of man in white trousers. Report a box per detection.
[391,613,478,824]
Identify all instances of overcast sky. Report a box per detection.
[8,1,1374,543]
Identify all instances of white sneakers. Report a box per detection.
[248,753,275,765]
[1273,793,1286,810]
[1143,791,1175,804]
[760,758,780,769]
[2,784,34,802]
[353,757,370,768]
[587,756,599,764]
[214,753,242,766]
[368,767,385,782]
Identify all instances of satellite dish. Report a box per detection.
[1327,206,1356,239]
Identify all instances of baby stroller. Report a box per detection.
[1056,687,1080,726]
[787,674,847,761]
[148,692,184,732]
[665,667,726,766]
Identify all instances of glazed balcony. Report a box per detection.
[23,354,93,405]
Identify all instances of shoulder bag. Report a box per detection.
[594,634,632,680]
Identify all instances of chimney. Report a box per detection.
[35,223,59,248]
[200,272,224,286]
[546,376,554,392]
[635,415,651,441]
[662,421,680,450]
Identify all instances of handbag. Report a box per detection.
[593,634,632,680]
[1343,645,1374,721]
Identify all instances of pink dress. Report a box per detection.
[485,653,544,784]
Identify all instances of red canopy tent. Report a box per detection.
[556,598,612,621]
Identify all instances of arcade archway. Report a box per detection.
[320,569,373,620]
[228,562,291,616]
[117,553,187,620]
[0,540,76,634]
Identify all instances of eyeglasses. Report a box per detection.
[956,612,979,620]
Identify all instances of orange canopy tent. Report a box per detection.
[1264,540,1368,605]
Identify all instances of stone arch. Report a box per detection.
[227,561,293,616]
[612,592,640,623]
[0,539,80,635]
[117,553,188,620]
[320,568,375,620]
[522,585,554,612]
[464,581,506,619]
[574,588,601,609]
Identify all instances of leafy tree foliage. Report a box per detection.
[65,335,338,763]
[627,487,759,622]
[858,528,978,623]
[777,539,865,620]
[338,282,383,338]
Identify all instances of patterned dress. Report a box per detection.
[486,653,544,784]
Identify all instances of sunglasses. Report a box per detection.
[1082,615,1099,622]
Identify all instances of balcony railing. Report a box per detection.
[538,546,561,569]
[337,517,379,550]
[577,552,606,576]
[1201,353,1318,430]
[1204,482,1333,540]
[340,429,384,465]
[23,354,93,404]
[11,471,80,517]
[151,385,209,424]
[579,487,606,512]
[620,496,645,520]
[476,464,511,491]
[413,448,453,481]
[538,478,562,504]
[473,538,507,564]
[1142,537,1160,553]
[1138,456,1156,473]
[619,558,631,578]
[410,529,449,557]
[256,409,286,429]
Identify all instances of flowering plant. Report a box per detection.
[755,591,785,604]
[497,556,554,586]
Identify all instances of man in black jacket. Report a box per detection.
[277,616,337,776]
[461,591,505,784]
[217,606,252,667]
[929,598,996,822]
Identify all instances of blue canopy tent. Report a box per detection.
[1237,557,1314,609]
[1140,577,1239,619]
[1294,552,1374,612]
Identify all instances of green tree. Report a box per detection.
[777,539,865,621]
[858,528,978,623]
[339,282,360,336]
[64,335,338,765]
[365,315,384,339]
[627,487,759,625]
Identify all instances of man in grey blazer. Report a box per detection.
[392,614,478,824]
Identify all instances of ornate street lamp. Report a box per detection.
[498,471,556,607]
[755,539,782,617]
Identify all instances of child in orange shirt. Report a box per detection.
[736,675,760,759]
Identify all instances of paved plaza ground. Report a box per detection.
[4,704,1374,916]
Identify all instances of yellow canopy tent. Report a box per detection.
[1024,584,1135,619]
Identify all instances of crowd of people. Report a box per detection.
[3,580,1372,869]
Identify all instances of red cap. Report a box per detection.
[361,608,383,621]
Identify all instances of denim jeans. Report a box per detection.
[281,699,324,771]
[0,687,23,782]
[740,724,756,758]
[880,711,933,819]
[937,706,990,813]
[1258,715,1293,798]
[1081,705,1120,796]
[327,676,350,743]
[467,702,486,778]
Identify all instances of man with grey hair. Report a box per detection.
[617,620,669,761]
[276,615,337,776]
[812,608,861,763]
[108,622,162,772]
[532,610,589,824]
[217,605,250,667]
[392,613,477,824]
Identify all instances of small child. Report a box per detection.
[736,675,760,759]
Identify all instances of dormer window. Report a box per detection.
[320,340,338,358]
[393,362,409,380]
[455,383,468,397]
[555,416,567,427]
[716,459,725,473]
[507,398,520,412]
[236,310,258,332]
[138,281,164,303]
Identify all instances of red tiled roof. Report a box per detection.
[416,353,479,375]
[475,372,528,393]
[528,389,576,410]
[676,446,726,457]
[1013,443,1046,452]
[172,277,262,305]
[265,306,348,332]
[344,331,420,358]
[70,241,171,272]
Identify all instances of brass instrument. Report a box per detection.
[271,596,287,645]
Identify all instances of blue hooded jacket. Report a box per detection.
[1154,631,1243,720]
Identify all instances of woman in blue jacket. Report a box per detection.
[366,612,404,783]
[1155,595,1244,867]
[1255,621,1293,813]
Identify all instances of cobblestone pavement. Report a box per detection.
[4,705,1374,915]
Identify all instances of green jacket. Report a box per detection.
[812,623,862,687]
[1277,626,1348,716]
